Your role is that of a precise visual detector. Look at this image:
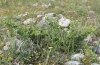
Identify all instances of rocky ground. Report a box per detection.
[0,0,100,65]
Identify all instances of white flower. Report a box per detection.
[37,14,44,18]
[3,45,9,51]
[23,18,35,25]
[49,47,53,49]
[58,17,70,27]
[71,53,84,61]
[84,34,92,42]
[42,3,51,8]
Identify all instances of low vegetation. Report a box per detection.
[0,0,100,65]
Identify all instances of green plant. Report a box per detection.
[0,0,100,65]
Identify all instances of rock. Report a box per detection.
[13,60,20,65]
[93,46,100,54]
[65,61,81,65]
[92,63,100,65]
[45,13,55,19]
[37,17,49,28]
[23,18,35,25]
[71,53,84,61]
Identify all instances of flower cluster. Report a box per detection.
[58,14,71,27]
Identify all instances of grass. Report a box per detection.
[0,0,100,65]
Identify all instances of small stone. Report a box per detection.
[0,50,3,54]
[71,53,84,61]
[92,63,100,65]
[37,17,49,28]
[29,64,33,65]
[65,61,81,65]
[14,61,20,65]
[84,34,92,43]
[95,46,100,54]
[45,13,55,19]
[3,45,9,51]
